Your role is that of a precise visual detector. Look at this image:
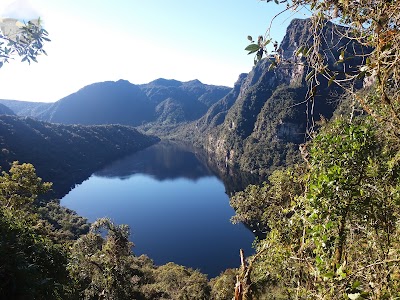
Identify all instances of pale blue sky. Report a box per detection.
[0,0,307,102]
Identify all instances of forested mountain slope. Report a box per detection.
[177,18,368,177]
[0,79,231,127]
[0,115,159,198]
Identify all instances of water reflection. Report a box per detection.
[62,140,256,277]
[95,140,214,181]
[95,140,264,193]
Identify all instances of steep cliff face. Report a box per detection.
[196,18,363,176]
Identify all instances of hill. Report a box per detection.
[0,103,15,115]
[1,79,231,127]
[0,115,159,198]
[0,99,51,117]
[174,18,368,178]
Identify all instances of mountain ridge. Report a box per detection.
[0,18,368,180]
[171,18,368,177]
[0,115,159,198]
[0,78,231,127]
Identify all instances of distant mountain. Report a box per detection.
[0,103,15,115]
[1,79,231,127]
[175,18,368,177]
[0,99,51,117]
[0,115,159,198]
[36,80,154,126]
[140,78,231,124]
[0,18,367,183]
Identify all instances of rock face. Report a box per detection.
[187,18,366,177]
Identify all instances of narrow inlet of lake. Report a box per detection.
[61,141,255,278]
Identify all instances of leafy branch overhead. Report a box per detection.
[0,18,50,68]
[245,34,279,65]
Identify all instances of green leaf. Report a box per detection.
[306,70,315,81]
[296,46,304,56]
[352,281,361,289]
[245,44,260,52]
[328,75,336,87]
[339,50,345,61]
[323,271,335,279]
[268,61,276,71]
[356,71,366,79]
[247,35,253,42]
[315,255,323,264]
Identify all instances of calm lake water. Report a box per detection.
[61,141,254,277]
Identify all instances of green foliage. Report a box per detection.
[209,268,238,300]
[37,200,90,241]
[0,161,51,212]
[230,166,305,236]
[245,35,273,65]
[0,209,70,299]
[303,117,400,298]
[0,162,214,299]
[0,18,50,68]
[0,115,159,199]
[231,116,400,299]
[0,162,69,299]
[68,218,140,300]
[140,262,210,300]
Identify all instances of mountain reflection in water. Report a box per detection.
[62,140,255,278]
[95,141,214,181]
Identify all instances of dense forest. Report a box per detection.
[0,115,159,199]
[1,0,400,299]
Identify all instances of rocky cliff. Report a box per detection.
[184,18,366,177]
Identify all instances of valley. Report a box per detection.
[1,13,399,299]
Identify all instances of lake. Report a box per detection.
[61,141,255,278]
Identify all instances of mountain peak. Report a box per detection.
[116,79,132,85]
[149,78,182,87]
[184,79,203,86]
